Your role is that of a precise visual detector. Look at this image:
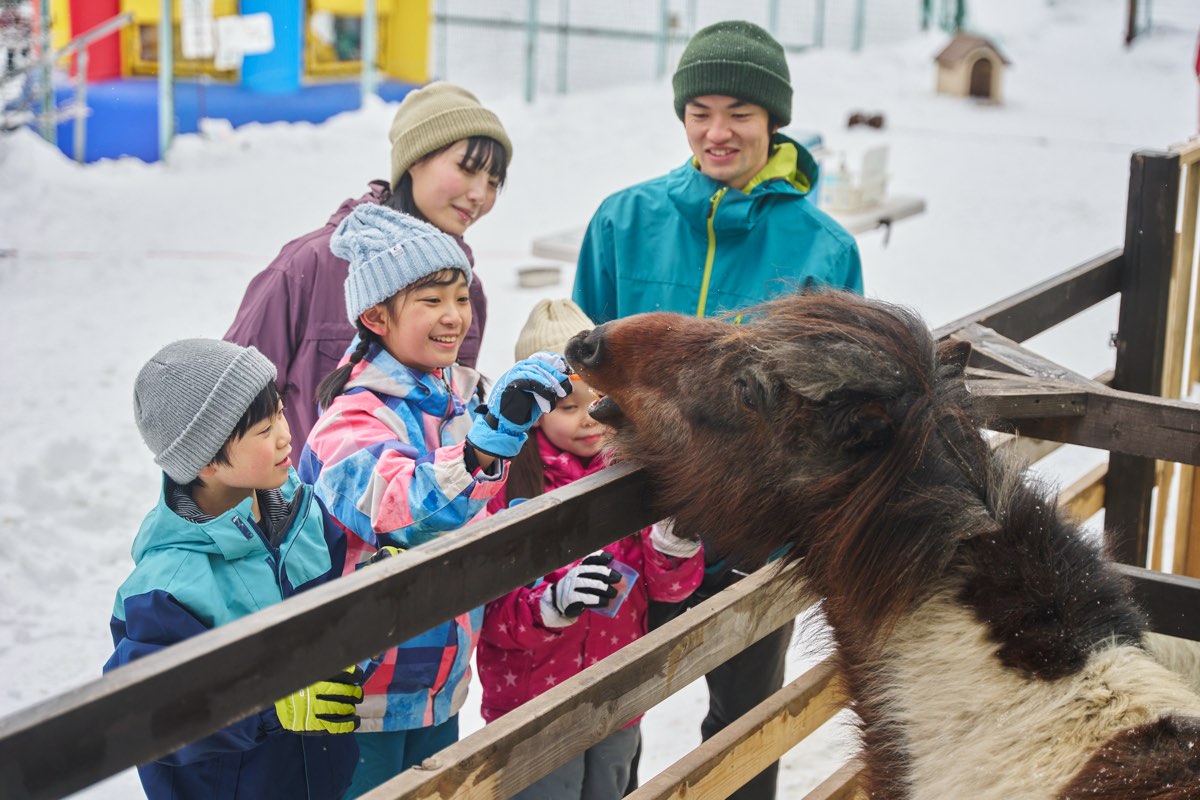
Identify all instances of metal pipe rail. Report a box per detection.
[29,11,134,162]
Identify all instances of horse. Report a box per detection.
[564,290,1200,799]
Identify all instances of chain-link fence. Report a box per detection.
[0,0,35,131]
[429,0,935,102]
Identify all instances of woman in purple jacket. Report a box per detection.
[225,82,512,444]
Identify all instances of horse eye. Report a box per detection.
[736,378,757,410]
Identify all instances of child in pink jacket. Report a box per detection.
[477,299,704,800]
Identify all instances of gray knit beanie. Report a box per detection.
[134,339,277,484]
[388,82,513,189]
[514,299,595,362]
[331,204,473,323]
[672,20,792,125]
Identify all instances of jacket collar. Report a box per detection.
[132,471,306,563]
[344,341,468,419]
[536,429,607,490]
[668,132,819,232]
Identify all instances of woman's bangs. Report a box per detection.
[459,137,509,184]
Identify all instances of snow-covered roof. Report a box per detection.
[934,32,1011,67]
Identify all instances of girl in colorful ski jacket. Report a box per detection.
[477,299,704,799]
[298,205,571,796]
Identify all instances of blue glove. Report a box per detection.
[468,352,572,458]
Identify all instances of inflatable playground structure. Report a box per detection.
[29,0,426,162]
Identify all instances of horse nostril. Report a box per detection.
[566,327,605,368]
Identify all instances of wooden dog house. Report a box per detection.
[935,32,1009,104]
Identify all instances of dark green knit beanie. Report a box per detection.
[672,20,792,126]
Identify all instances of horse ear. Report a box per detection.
[939,340,972,377]
[824,392,896,451]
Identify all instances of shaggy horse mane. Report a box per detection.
[570,290,1198,799]
[605,292,1145,657]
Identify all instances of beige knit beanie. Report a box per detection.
[514,299,595,362]
[388,82,513,189]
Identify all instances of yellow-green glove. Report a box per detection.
[273,666,364,735]
[363,545,404,566]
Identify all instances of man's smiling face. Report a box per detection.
[683,95,776,190]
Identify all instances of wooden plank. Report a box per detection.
[1150,157,1199,571]
[625,661,844,800]
[986,372,1113,465]
[1176,463,1198,575]
[1116,563,1200,641]
[1170,138,1200,167]
[933,249,1122,343]
[990,431,1065,464]
[368,567,815,799]
[803,760,867,800]
[1184,159,1200,401]
[953,324,1108,388]
[1158,157,1197,403]
[0,465,662,800]
[1172,160,1200,575]
[1185,462,1200,575]
[1061,463,1107,522]
[968,378,1088,420]
[995,386,1200,466]
[1152,459,1174,571]
[1107,150,1181,566]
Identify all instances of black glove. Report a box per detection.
[467,353,572,457]
[547,551,621,619]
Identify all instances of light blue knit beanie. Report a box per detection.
[331,204,473,323]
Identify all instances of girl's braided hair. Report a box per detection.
[315,320,379,412]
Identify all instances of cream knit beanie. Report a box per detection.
[388,82,513,189]
[514,299,595,362]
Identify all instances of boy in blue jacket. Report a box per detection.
[106,338,363,800]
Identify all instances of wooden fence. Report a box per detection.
[3,147,1200,799]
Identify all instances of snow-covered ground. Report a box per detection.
[1,0,1197,796]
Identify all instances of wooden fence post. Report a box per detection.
[1105,149,1180,565]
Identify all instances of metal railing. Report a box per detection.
[32,10,132,163]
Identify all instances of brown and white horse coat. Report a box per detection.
[565,291,1200,800]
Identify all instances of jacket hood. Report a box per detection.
[327,181,389,227]
[132,470,306,563]
[668,132,819,233]
[745,133,819,194]
[343,340,478,419]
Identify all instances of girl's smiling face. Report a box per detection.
[407,140,501,236]
[537,376,609,458]
[362,270,472,373]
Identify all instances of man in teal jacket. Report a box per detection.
[572,24,862,325]
[572,20,864,800]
